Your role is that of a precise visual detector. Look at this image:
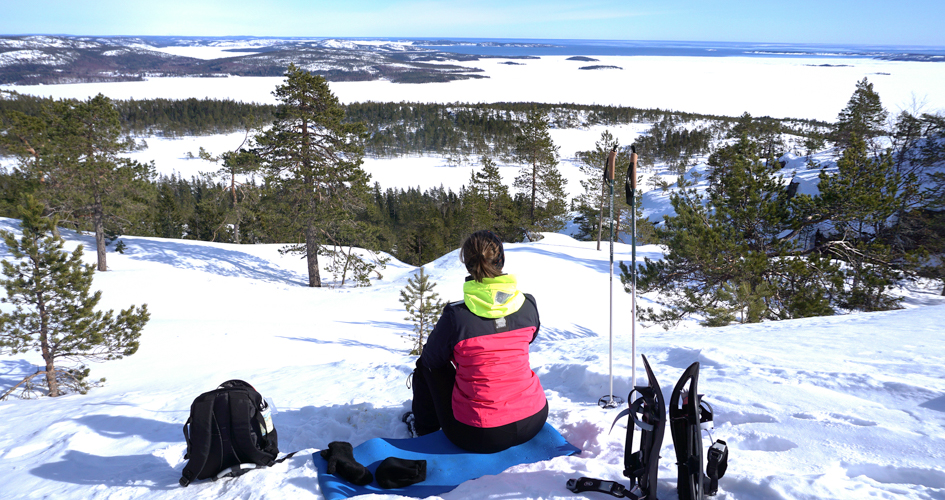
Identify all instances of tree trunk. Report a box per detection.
[93,195,107,272]
[37,291,59,397]
[305,223,321,287]
[231,172,240,244]
[530,161,537,226]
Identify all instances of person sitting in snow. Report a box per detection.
[409,230,548,453]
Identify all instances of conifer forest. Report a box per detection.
[1,73,943,324]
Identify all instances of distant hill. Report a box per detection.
[0,35,507,85]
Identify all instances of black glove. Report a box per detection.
[319,441,373,486]
[375,456,427,489]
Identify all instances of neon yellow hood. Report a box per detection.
[463,275,526,319]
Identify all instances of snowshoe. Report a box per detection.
[669,362,728,500]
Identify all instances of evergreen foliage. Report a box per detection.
[796,134,905,311]
[467,155,519,239]
[631,137,843,328]
[832,78,888,152]
[1,81,942,304]
[728,112,787,168]
[573,131,625,243]
[628,79,945,328]
[0,91,277,140]
[2,93,155,271]
[399,267,444,355]
[635,116,713,174]
[198,134,262,244]
[0,196,150,399]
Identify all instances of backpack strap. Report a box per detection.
[209,451,302,483]
[227,390,278,466]
[180,396,217,487]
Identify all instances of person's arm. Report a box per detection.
[525,294,540,343]
[419,305,455,369]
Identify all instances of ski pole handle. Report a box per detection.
[630,145,638,191]
[606,146,617,183]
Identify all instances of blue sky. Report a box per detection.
[2,0,942,46]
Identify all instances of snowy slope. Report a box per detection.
[0,219,943,500]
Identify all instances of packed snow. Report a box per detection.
[0,221,943,500]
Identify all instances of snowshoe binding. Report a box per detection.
[568,354,666,499]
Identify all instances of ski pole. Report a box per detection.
[629,146,638,389]
[604,147,618,408]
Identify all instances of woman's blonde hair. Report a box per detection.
[460,230,505,282]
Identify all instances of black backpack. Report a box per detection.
[179,380,280,487]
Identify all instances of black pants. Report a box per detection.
[411,359,549,454]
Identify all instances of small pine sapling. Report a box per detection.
[0,196,150,399]
[398,267,444,355]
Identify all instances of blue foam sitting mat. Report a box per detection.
[313,423,581,499]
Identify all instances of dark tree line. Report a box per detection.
[3,78,939,308]
[0,92,277,142]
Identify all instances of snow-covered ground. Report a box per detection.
[4,55,944,122]
[1,45,945,500]
[0,221,942,500]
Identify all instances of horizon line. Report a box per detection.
[2,34,944,50]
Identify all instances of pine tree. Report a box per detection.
[575,130,625,245]
[399,267,444,355]
[631,137,841,328]
[199,133,261,244]
[152,177,186,239]
[255,64,369,287]
[804,134,904,311]
[832,78,888,153]
[41,94,154,272]
[0,196,150,398]
[513,110,568,232]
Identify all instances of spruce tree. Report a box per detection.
[0,196,150,398]
[255,64,369,287]
[399,267,444,355]
[513,110,568,232]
